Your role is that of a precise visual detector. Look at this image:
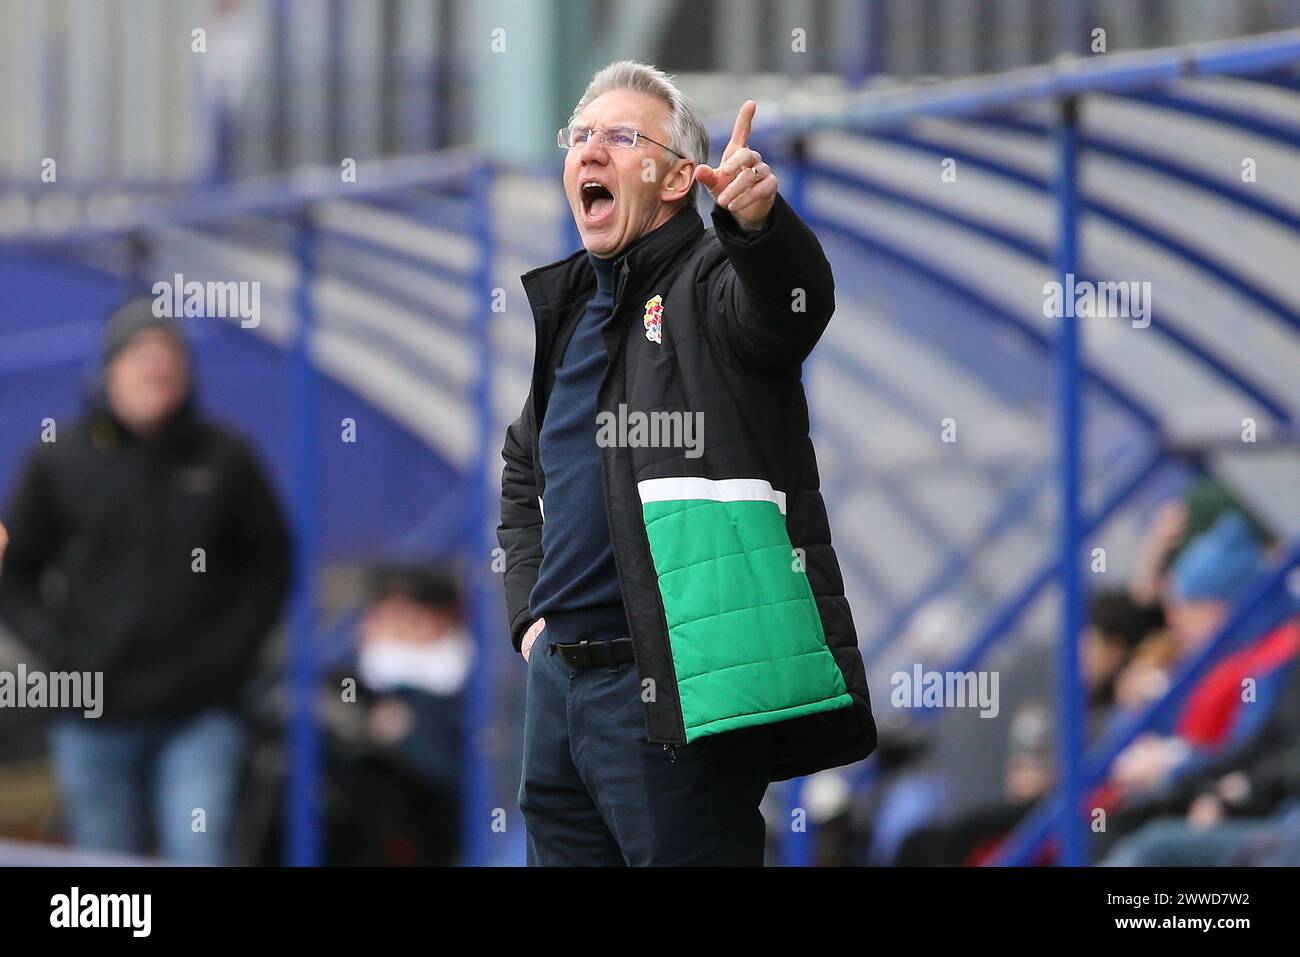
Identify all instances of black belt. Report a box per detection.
[550,636,635,669]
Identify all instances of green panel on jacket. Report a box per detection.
[639,478,852,743]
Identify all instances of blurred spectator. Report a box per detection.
[321,565,470,865]
[1127,499,1188,609]
[199,0,261,182]
[1109,512,1265,797]
[0,297,292,864]
[893,590,1156,866]
[1128,478,1275,610]
[1101,630,1300,865]
[1168,479,1275,566]
[1110,630,1182,712]
[1112,509,1265,713]
[1163,511,1263,653]
[1087,510,1300,862]
[1227,805,1300,866]
[875,499,1287,866]
[1085,590,1164,715]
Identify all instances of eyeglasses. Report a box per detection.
[557,124,685,159]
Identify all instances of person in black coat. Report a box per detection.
[0,297,292,864]
[500,61,875,866]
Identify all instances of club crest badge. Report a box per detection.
[643,294,663,344]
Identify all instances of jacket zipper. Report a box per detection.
[601,265,686,752]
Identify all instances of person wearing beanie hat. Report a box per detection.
[95,297,193,441]
[1165,512,1262,655]
[1129,479,1275,611]
[101,296,187,365]
[1165,478,1275,571]
[1108,512,1292,811]
[1170,511,1263,604]
[0,296,292,865]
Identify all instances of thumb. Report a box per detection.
[693,164,718,192]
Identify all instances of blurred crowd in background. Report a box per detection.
[0,300,468,864]
[846,481,1300,866]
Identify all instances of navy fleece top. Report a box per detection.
[529,252,624,620]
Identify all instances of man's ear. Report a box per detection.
[659,159,695,204]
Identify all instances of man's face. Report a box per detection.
[563,89,692,258]
[105,328,189,435]
[359,594,457,647]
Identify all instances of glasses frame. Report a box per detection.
[557,124,685,160]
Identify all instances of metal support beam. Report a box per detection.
[461,162,498,865]
[1053,94,1087,867]
[285,209,323,866]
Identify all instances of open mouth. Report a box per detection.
[580,180,615,226]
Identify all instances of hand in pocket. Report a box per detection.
[522,617,547,662]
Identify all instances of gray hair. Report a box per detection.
[568,60,710,206]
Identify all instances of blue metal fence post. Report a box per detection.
[286,210,323,866]
[1053,94,1088,867]
[461,162,498,866]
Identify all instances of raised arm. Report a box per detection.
[696,100,836,371]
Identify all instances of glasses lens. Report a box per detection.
[605,128,637,148]
[568,125,591,147]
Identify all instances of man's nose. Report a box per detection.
[577,133,609,164]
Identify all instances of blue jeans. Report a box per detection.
[48,708,247,865]
[517,612,770,866]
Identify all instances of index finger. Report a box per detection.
[727,100,756,152]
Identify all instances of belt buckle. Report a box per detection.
[600,637,620,672]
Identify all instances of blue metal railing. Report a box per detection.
[462,164,499,867]
[285,212,322,866]
[1053,95,1087,865]
[1122,89,1300,150]
[828,132,1297,426]
[971,114,1300,239]
[809,173,1169,436]
[786,29,1300,866]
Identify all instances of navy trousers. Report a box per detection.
[517,612,771,866]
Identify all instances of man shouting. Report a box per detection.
[498,60,876,867]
